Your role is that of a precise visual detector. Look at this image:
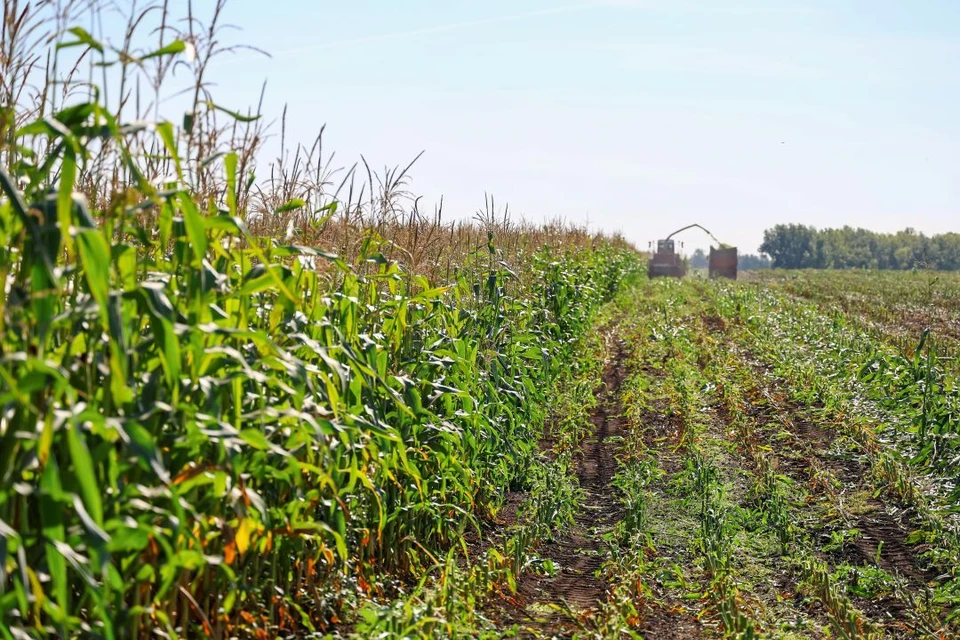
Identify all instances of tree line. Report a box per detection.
[759,224,960,270]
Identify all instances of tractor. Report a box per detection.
[648,224,738,280]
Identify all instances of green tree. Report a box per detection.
[759,225,960,271]
[759,224,817,268]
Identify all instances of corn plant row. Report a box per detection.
[720,278,960,577]
[711,285,960,534]
[0,92,641,639]
[649,282,911,638]
[579,316,656,636]
[712,283,960,548]
[620,282,763,637]
[583,285,702,638]
[348,327,606,639]
[722,359,951,638]
[706,346,895,638]
[364,295,618,639]
[205,215,615,640]
[666,300,768,638]
[590,457,659,639]
[705,282,960,630]
[697,289,916,638]
[752,270,960,362]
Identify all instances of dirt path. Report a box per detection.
[490,339,628,637]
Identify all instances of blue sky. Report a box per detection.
[194,1,958,252]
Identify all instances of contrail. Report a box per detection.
[268,4,599,57]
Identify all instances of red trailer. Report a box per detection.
[709,246,738,280]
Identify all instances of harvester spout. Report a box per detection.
[665,223,728,248]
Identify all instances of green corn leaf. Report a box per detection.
[57,27,104,52]
[108,342,133,406]
[274,198,306,214]
[39,457,69,620]
[66,421,104,526]
[70,497,109,553]
[238,428,271,451]
[56,147,78,258]
[0,517,19,590]
[140,39,186,60]
[176,192,208,263]
[205,214,247,235]
[75,228,112,329]
[123,422,170,484]
[153,315,181,390]
[107,525,151,554]
[206,101,261,123]
[53,102,97,129]
[156,121,183,180]
[0,167,56,284]
[225,152,239,217]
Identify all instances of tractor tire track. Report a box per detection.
[491,337,628,637]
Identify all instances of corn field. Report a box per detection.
[0,3,639,637]
[4,3,960,640]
